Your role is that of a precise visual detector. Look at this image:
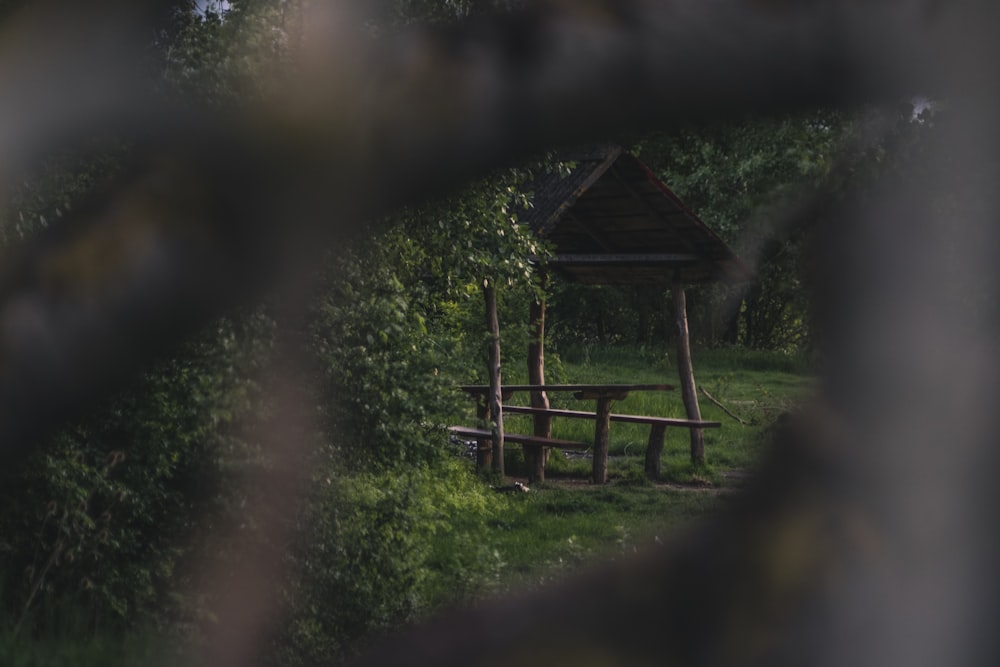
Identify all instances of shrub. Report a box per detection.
[0,310,275,635]
[272,459,509,666]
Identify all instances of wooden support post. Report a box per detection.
[484,281,504,477]
[526,282,551,483]
[644,423,667,480]
[672,282,705,465]
[474,395,492,470]
[592,397,612,484]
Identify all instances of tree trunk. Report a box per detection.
[484,282,504,477]
[526,289,551,483]
[721,290,743,346]
[672,283,704,466]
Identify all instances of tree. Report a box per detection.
[634,112,851,351]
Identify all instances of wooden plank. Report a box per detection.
[527,290,551,483]
[448,427,589,450]
[460,383,674,394]
[545,230,690,253]
[551,209,689,225]
[506,434,589,450]
[472,393,492,468]
[644,423,667,480]
[574,390,629,401]
[592,397,613,484]
[483,283,504,476]
[449,426,491,437]
[673,283,705,465]
[502,405,721,428]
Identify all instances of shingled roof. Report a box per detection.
[522,144,748,285]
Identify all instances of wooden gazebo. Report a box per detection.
[474,144,747,482]
[529,143,743,457]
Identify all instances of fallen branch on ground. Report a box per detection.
[700,387,751,426]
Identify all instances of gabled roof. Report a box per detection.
[523,144,748,285]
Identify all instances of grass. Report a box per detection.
[449,342,816,598]
[485,343,815,484]
[483,484,723,590]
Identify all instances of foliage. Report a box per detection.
[0,310,275,635]
[0,0,301,640]
[310,239,462,471]
[629,107,942,351]
[547,283,669,349]
[394,167,545,291]
[1,146,126,250]
[636,112,848,242]
[630,111,852,350]
[156,0,300,108]
[272,459,510,666]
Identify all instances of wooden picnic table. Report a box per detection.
[459,384,675,483]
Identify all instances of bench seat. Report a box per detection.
[502,405,721,429]
[448,426,589,450]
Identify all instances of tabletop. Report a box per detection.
[459,384,674,400]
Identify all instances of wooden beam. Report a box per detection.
[526,280,550,483]
[483,282,505,477]
[671,282,704,465]
[473,393,492,470]
[460,383,674,394]
[592,397,613,485]
[644,424,667,480]
[502,405,720,428]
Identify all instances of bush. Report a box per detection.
[309,244,464,472]
[272,459,509,666]
[0,310,275,635]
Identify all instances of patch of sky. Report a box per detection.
[195,0,232,16]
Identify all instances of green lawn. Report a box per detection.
[482,484,723,590]
[449,343,816,594]
[468,344,815,485]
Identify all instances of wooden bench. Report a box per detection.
[457,383,702,483]
[448,426,589,450]
[501,405,721,479]
[448,426,589,471]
